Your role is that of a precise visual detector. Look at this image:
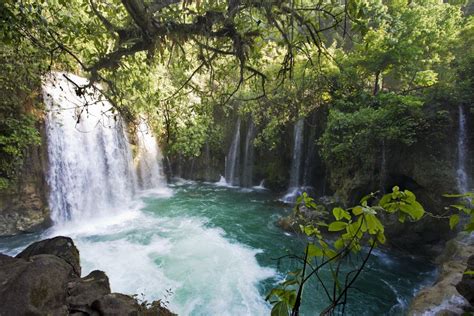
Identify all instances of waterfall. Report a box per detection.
[204,141,211,181]
[43,72,166,223]
[282,118,304,202]
[457,105,469,193]
[289,118,304,188]
[380,140,387,193]
[303,114,318,186]
[225,117,241,186]
[241,119,256,187]
[136,120,167,190]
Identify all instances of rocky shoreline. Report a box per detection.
[0,236,175,315]
[408,233,474,316]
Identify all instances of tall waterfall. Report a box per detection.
[242,119,256,187]
[282,118,304,202]
[457,105,469,193]
[303,114,317,186]
[225,117,241,186]
[289,118,305,189]
[136,120,167,189]
[380,140,387,193]
[43,72,165,223]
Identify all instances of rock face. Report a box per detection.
[0,122,51,236]
[16,236,81,276]
[408,233,474,316]
[0,236,175,316]
[456,254,474,305]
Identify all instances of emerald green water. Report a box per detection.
[0,181,435,315]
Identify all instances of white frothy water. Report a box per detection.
[42,72,274,315]
[48,209,274,316]
[215,175,235,188]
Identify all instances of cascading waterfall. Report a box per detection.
[44,72,138,223]
[282,118,304,202]
[241,119,256,187]
[225,117,241,186]
[136,120,167,190]
[457,105,469,193]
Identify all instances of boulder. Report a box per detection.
[0,237,175,316]
[16,236,81,276]
[456,255,474,305]
[67,270,111,314]
[91,293,141,315]
[143,301,177,316]
[0,253,73,315]
[409,233,474,315]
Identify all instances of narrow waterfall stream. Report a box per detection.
[225,117,241,186]
[303,116,317,187]
[242,119,256,188]
[457,105,469,193]
[136,120,167,190]
[282,118,305,202]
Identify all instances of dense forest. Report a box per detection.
[0,0,473,315]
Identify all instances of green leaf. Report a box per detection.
[399,201,424,220]
[398,213,406,223]
[271,301,289,316]
[352,206,363,216]
[449,214,460,230]
[307,244,323,258]
[443,193,474,198]
[328,221,348,232]
[334,238,345,249]
[376,232,386,244]
[333,207,351,221]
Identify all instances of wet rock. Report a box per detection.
[0,237,176,316]
[456,255,474,305]
[0,127,51,237]
[409,233,474,315]
[16,236,81,276]
[0,253,72,315]
[91,293,141,315]
[143,301,177,316]
[68,270,111,314]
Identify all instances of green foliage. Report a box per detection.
[268,186,425,315]
[443,192,474,232]
[320,93,425,167]
[0,7,45,189]
[0,116,41,189]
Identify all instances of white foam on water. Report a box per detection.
[214,175,236,188]
[252,180,267,191]
[46,204,275,316]
[418,295,468,316]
